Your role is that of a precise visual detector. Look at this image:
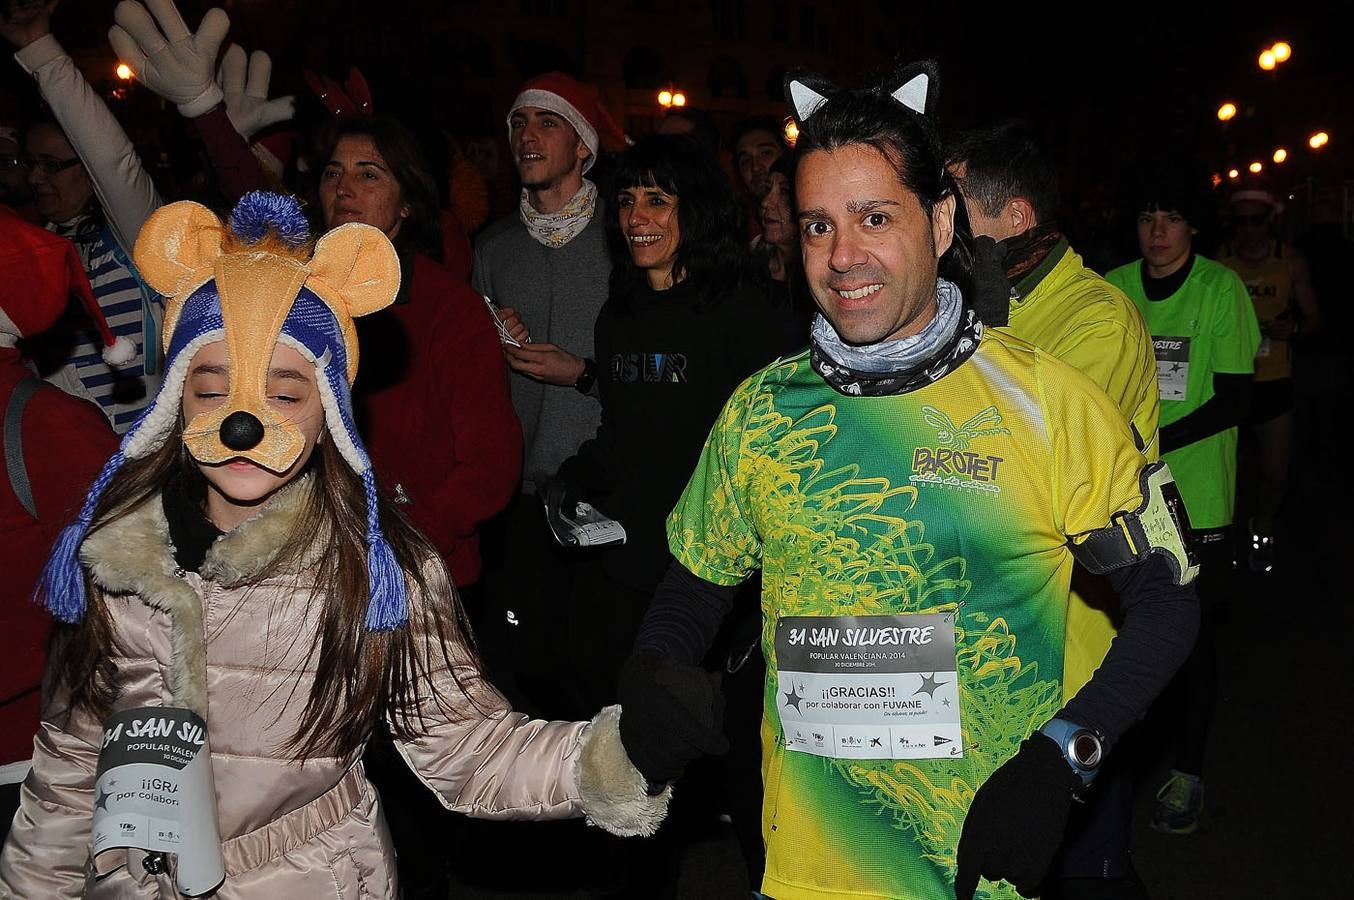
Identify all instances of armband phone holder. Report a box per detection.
[1071,461,1199,585]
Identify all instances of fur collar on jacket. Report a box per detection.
[78,475,321,718]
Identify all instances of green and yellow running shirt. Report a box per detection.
[1107,256,1260,529]
[668,330,1145,900]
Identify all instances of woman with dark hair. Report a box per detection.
[316,116,445,260]
[549,134,792,716]
[314,115,521,594]
[533,130,790,899]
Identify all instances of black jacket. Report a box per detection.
[560,276,795,591]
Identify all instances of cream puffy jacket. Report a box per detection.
[0,480,665,898]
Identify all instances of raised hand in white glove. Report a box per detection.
[108,0,227,117]
[217,44,295,140]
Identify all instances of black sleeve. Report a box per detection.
[1159,372,1251,454]
[633,560,741,665]
[1059,554,1199,749]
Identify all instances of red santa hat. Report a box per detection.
[508,72,630,174]
[0,205,134,364]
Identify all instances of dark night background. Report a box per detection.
[4,0,1349,267]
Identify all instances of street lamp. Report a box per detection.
[657,90,673,107]
[671,91,686,108]
[115,62,133,80]
[1308,131,1329,149]
[1273,147,1288,164]
[1217,102,1237,122]
[783,117,799,147]
[1272,41,1291,63]
[1258,49,1277,70]
[1248,161,1264,174]
[1227,168,1241,180]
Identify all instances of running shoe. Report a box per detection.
[1150,769,1203,834]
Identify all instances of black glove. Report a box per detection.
[954,734,1081,899]
[618,652,730,788]
[969,235,1012,328]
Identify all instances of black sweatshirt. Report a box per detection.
[559,276,794,592]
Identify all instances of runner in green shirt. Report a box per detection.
[1106,168,1260,835]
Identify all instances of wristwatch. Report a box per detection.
[1039,717,1104,786]
[574,357,597,394]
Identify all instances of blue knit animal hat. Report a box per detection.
[39,192,409,630]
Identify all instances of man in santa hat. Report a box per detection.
[471,72,630,702]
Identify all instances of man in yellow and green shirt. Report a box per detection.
[617,68,1199,900]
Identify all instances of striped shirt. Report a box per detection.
[52,219,155,433]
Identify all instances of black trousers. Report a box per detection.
[1049,528,1233,896]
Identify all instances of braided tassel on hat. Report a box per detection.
[36,449,128,622]
[361,468,407,631]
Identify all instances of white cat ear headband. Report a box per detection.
[784,62,939,124]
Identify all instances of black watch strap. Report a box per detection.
[574,357,597,394]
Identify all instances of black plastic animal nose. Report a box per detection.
[220,411,264,450]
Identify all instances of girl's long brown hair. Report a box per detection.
[48,420,480,760]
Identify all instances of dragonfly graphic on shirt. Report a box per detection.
[921,405,1011,451]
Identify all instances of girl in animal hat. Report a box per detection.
[0,192,668,898]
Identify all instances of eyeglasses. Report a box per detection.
[1234,213,1271,226]
[20,155,83,174]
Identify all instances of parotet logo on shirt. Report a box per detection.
[909,405,1009,496]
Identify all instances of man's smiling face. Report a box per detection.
[797,143,955,345]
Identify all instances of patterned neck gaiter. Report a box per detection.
[809,278,984,397]
[520,179,597,248]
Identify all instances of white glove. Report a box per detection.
[108,0,227,118]
[217,43,295,140]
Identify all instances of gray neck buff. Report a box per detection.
[811,278,963,374]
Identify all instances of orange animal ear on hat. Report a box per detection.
[133,201,224,343]
[305,222,401,381]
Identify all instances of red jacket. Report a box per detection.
[358,254,522,587]
[0,351,117,767]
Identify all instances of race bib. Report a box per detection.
[774,613,963,760]
[1152,336,1190,401]
[93,707,224,895]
